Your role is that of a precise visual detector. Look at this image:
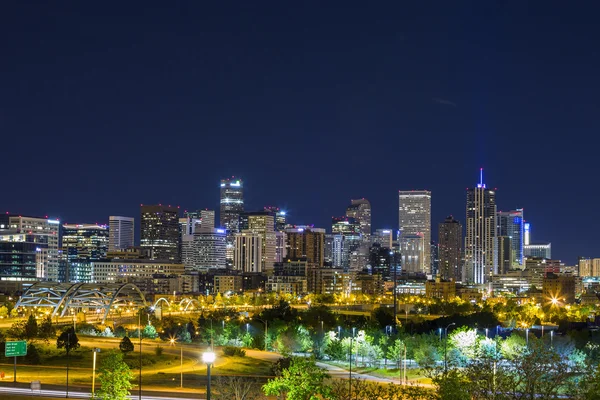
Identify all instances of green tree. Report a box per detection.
[431,369,470,400]
[96,351,134,400]
[24,314,38,340]
[38,316,56,342]
[214,376,265,400]
[142,324,157,339]
[387,338,405,369]
[262,357,331,400]
[56,328,80,353]
[0,305,8,318]
[119,336,134,353]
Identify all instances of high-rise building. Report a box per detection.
[524,223,531,245]
[373,229,393,249]
[497,209,524,267]
[62,223,109,283]
[194,228,227,270]
[331,217,362,270]
[398,234,426,275]
[399,190,431,273]
[285,227,325,268]
[438,216,462,281]
[0,231,49,288]
[578,257,600,277]
[200,210,216,231]
[346,199,371,238]
[495,236,512,275]
[140,204,180,262]
[275,231,287,263]
[464,170,497,284]
[0,215,60,281]
[108,216,134,251]
[264,206,287,232]
[234,232,262,273]
[219,177,244,231]
[524,243,552,259]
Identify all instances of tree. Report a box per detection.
[262,357,331,400]
[214,376,265,400]
[430,369,470,400]
[142,324,157,339]
[0,305,8,318]
[387,338,405,369]
[56,328,80,353]
[38,316,56,342]
[96,351,134,400]
[119,336,134,353]
[24,315,38,340]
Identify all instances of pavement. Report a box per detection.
[0,385,203,399]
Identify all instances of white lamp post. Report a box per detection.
[92,348,101,397]
[202,350,216,400]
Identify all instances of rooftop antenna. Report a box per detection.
[480,168,483,186]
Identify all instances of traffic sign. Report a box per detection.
[5,341,27,357]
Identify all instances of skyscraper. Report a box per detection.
[398,234,426,275]
[438,216,462,281]
[234,232,262,273]
[240,211,277,273]
[264,206,287,232]
[219,177,244,231]
[108,216,134,251]
[464,170,497,284]
[495,236,512,275]
[285,227,325,268]
[62,223,109,282]
[346,199,371,238]
[497,209,524,267]
[140,204,180,262]
[399,190,431,273]
[332,217,362,270]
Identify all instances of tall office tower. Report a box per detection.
[108,216,134,251]
[578,257,600,277]
[194,228,227,270]
[248,213,277,274]
[369,243,393,279]
[430,241,439,277]
[264,206,287,232]
[497,209,524,267]
[332,217,362,270]
[285,227,325,267]
[220,177,244,231]
[524,223,531,245]
[495,236,512,275]
[324,234,334,265]
[346,199,372,238]
[399,234,426,275]
[140,204,180,262]
[62,223,109,282]
[181,234,195,270]
[373,229,393,249]
[200,209,215,231]
[0,230,50,290]
[0,215,60,281]
[234,232,262,273]
[399,190,431,273]
[438,216,462,281]
[464,170,497,284]
[524,243,551,259]
[275,231,287,263]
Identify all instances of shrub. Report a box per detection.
[223,346,246,357]
[154,345,163,356]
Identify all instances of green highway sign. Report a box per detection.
[5,341,27,357]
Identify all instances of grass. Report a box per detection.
[353,366,432,384]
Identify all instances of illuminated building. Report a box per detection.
[0,232,48,290]
[425,278,456,300]
[234,232,262,273]
[62,223,109,283]
[266,275,307,294]
[497,209,524,267]
[239,211,277,273]
[524,243,551,259]
[464,170,497,284]
[368,244,400,280]
[399,234,426,275]
[92,260,184,284]
[192,229,227,270]
[524,223,531,245]
[140,204,180,262]
[346,199,371,238]
[108,216,134,251]
[0,215,60,281]
[494,236,512,275]
[214,275,242,294]
[264,206,287,232]
[438,216,462,281]
[578,257,600,277]
[399,190,431,273]
[219,177,244,232]
[372,229,393,249]
[285,227,325,268]
[275,231,287,262]
[331,217,361,270]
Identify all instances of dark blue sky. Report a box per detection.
[2,2,598,264]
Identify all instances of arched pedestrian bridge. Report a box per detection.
[15,282,147,323]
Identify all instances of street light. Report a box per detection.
[444,323,456,372]
[170,338,183,388]
[485,328,489,338]
[202,350,216,400]
[526,328,529,347]
[92,348,101,397]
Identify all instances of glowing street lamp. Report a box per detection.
[92,348,101,397]
[444,323,456,372]
[202,351,216,400]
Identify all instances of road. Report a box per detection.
[0,385,203,399]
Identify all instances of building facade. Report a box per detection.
[497,209,524,267]
[285,227,325,268]
[62,223,109,283]
[399,191,431,274]
[234,232,262,273]
[438,216,462,281]
[524,243,552,259]
[140,204,180,262]
[108,216,134,251]
[399,234,426,275]
[464,171,497,284]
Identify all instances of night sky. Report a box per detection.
[2,2,599,264]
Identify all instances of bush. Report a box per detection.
[114,326,127,338]
[154,345,163,356]
[223,346,246,357]
[24,343,41,365]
